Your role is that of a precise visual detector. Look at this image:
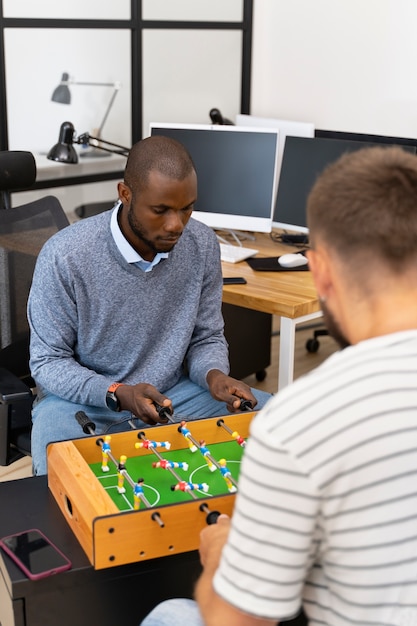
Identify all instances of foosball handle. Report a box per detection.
[75,410,96,434]
[239,399,253,411]
[154,403,173,422]
[200,503,221,525]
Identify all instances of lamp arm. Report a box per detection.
[71,81,117,88]
[98,88,119,137]
[76,133,129,157]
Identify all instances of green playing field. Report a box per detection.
[89,439,245,512]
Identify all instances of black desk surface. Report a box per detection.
[0,476,201,626]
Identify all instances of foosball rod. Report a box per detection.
[136,430,222,525]
[155,399,252,423]
[216,419,246,447]
[136,431,199,502]
[178,423,238,489]
[155,406,239,488]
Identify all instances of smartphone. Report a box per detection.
[223,277,247,285]
[0,528,71,580]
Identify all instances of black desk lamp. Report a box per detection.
[51,72,123,158]
[209,108,234,125]
[47,121,130,164]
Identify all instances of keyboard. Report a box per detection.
[219,243,259,264]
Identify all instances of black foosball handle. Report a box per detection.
[239,399,253,411]
[154,403,174,422]
[75,410,96,434]
[200,503,221,525]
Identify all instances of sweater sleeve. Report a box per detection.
[28,237,111,407]
[185,228,229,389]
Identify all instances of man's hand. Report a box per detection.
[206,369,257,412]
[115,383,172,425]
[199,514,231,573]
[196,515,278,626]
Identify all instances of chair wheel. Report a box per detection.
[306,338,319,353]
[255,370,267,382]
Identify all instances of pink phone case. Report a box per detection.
[0,528,71,580]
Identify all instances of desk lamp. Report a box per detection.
[209,107,234,125]
[47,121,129,164]
[51,72,122,158]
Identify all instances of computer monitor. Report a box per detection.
[315,128,417,150]
[236,114,315,185]
[274,136,417,235]
[149,123,280,233]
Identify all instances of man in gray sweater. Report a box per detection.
[28,135,271,475]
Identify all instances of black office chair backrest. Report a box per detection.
[0,196,70,364]
[0,152,70,465]
[0,150,37,210]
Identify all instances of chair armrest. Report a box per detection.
[0,367,33,403]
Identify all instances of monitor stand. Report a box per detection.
[216,229,256,246]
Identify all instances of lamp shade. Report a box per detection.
[47,121,78,164]
[51,72,71,104]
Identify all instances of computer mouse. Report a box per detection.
[278,253,309,268]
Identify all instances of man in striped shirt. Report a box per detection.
[140,146,417,626]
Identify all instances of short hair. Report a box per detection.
[124,135,196,193]
[307,146,417,270]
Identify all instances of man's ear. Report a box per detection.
[306,246,333,301]
[118,181,131,205]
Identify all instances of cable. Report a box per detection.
[269,231,310,248]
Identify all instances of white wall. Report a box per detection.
[251,0,417,138]
[5,1,244,216]
[5,28,131,154]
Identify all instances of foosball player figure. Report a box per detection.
[101,435,112,472]
[152,459,189,471]
[232,431,246,448]
[133,478,145,510]
[117,455,127,494]
[179,421,197,452]
[171,480,209,493]
[135,439,171,451]
[219,458,237,493]
[199,440,216,472]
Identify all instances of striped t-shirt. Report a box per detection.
[214,330,417,625]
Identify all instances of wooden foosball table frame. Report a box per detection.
[47,412,254,570]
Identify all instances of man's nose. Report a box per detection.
[164,211,184,231]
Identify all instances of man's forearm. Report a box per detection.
[195,569,243,626]
[195,569,276,626]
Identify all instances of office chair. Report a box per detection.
[0,151,70,465]
[74,200,115,219]
[305,327,329,353]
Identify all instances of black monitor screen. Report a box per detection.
[315,128,417,149]
[274,136,416,233]
[150,124,279,233]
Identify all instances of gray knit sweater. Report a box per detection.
[28,210,229,409]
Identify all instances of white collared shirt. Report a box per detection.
[110,201,169,272]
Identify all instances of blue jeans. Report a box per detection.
[31,375,271,475]
[140,599,203,626]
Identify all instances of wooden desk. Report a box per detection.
[221,232,322,390]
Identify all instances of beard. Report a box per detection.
[127,206,180,255]
[320,300,351,350]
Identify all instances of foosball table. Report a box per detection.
[47,412,255,570]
